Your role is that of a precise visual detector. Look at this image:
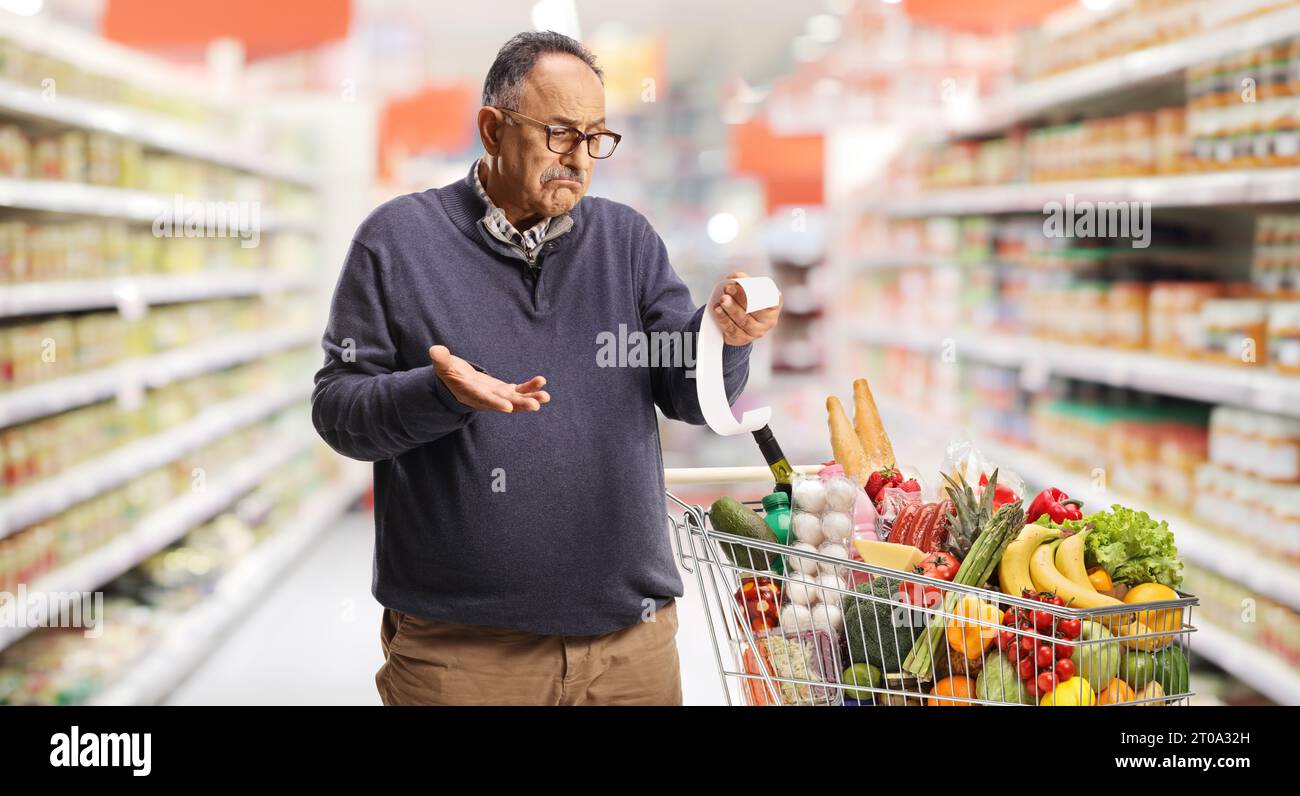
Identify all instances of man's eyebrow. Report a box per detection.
[551,116,607,128]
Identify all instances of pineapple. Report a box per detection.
[941,469,998,560]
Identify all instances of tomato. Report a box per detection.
[1048,595,1066,607]
[1019,635,1036,653]
[897,582,942,609]
[1018,657,1036,680]
[1003,609,1017,625]
[1036,671,1057,694]
[1035,645,1055,668]
[930,563,957,582]
[1034,610,1055,632]
[998,630,1015,649]
[1058,618,1082,640]
[1054,642,1076,660]
[916,552,962,581]
[1005,642,1020,662]
[1055,658,1075,681]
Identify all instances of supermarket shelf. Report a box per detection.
[0,434,313,653]
[0,325,314,428]
[0,383,309,538]
[872,392,1300,612]
[973,436,1300,613]
[0,177,316,233]
[864,167,1300,217]
[855,325,1300,418]
[937,4,1300,139]
[87,463,372,706]
[848,253,953,271]
[1193,619,1300,706]
[0,271,317,318]
[0,78,316,186]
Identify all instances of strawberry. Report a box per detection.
[865,470,887,501]
[899,478,921,493]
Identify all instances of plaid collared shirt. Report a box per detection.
[471,158,550,257]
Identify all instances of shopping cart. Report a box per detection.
[665,467,1198,707]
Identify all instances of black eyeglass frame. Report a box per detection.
[494,107,622,159]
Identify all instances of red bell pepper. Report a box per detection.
[978,472,1019,510]
[1025,487,1085,524]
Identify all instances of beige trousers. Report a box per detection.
[375,600,683,706]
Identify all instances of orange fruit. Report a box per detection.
[1098,677,1137,705]
[1087,566,1113,592]
[927,676,976,706]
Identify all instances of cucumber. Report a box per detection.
[1153,646,1189,697]
[709,496,781,572]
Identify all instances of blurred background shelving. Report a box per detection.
[1,0,1297,706]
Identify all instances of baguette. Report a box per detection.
[853,377,897,472]
[826,395,871,487]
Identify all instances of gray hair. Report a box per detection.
[482,31,603,110]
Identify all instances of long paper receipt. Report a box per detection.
[695,276,781,435]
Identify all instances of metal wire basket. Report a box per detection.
[665,468,1198,707]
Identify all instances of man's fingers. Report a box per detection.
[713,304,743,339]
[504,391,541,411]
[521,390,551,404]
[719,294,762,336]
[428,345,456,374]
[516,375,547,393]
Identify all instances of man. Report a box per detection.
[311,31,780,706]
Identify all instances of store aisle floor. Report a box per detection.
[165,509,730,705]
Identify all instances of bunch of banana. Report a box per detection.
[997,524,1060,599]
[998,526,1124,612]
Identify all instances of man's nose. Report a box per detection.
[562,143,593,177]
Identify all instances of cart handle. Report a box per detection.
[663,465,822,485]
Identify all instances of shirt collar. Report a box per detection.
[472,158,550,253]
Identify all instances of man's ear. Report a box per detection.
[477,106,504,155]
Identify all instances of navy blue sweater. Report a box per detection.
[311,165,752,635]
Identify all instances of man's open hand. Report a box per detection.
[429,345,550,413]
[712,270,782,346]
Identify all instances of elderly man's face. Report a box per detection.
[486,54,606,221]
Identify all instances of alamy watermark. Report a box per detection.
[0,586,103,638]
[595,324,697,376]
[1043,194,1151,249]
[152,194,261,248]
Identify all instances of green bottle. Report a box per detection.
[752,425,794,497]
[761,492,791,576]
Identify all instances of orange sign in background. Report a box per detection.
[103,0,351,61]
[730,118,824,212]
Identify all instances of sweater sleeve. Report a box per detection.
[636,221,752,425]
[311,239,476,462]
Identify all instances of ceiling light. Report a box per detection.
[0,0,43,15]
[707,213,740,245]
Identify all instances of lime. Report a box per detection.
[1120,650,1157,690]
[841,663,882,701]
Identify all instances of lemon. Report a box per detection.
[1123,583,1180,649]
[1040,676,1096,707]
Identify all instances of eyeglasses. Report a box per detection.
[494,107,622,159]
